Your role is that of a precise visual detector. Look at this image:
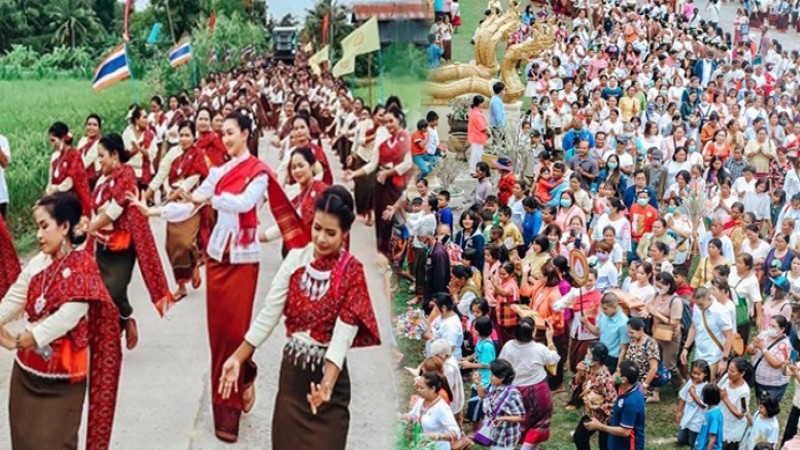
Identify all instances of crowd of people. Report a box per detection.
[397,0,800,449]
[0,48,423,448]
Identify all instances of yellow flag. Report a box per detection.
[340,17,380,58]
[309,45,329,75]
[332,54,356,78]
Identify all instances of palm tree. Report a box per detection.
[46,0,101,48]
[302,0,352,52]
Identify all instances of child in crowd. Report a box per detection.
[438,190,454,233]
[676,359,711,447]
[744,393,781,450]
[694,384,723,450]
[411,119,434,180]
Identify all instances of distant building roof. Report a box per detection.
[351,1,433,21]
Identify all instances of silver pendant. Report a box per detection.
[34,295,46,315]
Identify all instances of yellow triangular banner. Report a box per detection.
[309,45,330,75]
[332,54,356,78]
[340,17,380,58]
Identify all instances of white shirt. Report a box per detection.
[408,397,461,450]
[728,271,762,316]
[443,356,465,414]
[678,381,708,432]
[194,153,268,264]
[698,232,735,260]
[0,135,9,204]
[691,300,733,365]
[741,238,771,264]
[718,375,750,442]
[427,314,464,360]
[499,340,561,386]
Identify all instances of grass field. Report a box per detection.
[0,79,147,253]
[354,75,427,124]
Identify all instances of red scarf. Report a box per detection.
[168,146,209,186]
[79,136,99,184]
[91,165,174,316]
[0,214,20,299]
[26,250,121,450]
[378,129,411,188]
[51,147,92,216]
[215,156,270,246]
[196,131,228,168]
[135,129,155,185]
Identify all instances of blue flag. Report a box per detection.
[146,23,162,45]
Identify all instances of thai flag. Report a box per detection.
[240,45,255,60]
[168,40,192,68]
[92,44,130,93]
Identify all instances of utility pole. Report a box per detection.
[165,0,176,43]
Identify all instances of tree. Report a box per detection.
[46,0,101,48]
[279,13,298,27]
[92,0,115,31]
[302,0,352,57]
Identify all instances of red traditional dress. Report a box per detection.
[77,136,100,189]
[244,245,381,449]
[374,129,412,256]
[162,146,209,284]
[196,131,228,169]
[0,250,121,450]
[48,147,92,216]
[91,165,173,318]
[0,213,20,299]
[122,126,156,189]
[283,142,334,187]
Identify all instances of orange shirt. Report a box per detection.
[411,130,427,157]
[523,282,565,335]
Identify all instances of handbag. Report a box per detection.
[473,386,514,446]
[653,296,677,342]
[651,361,672,388]
[701,306,744,358]
[732,278,750,326]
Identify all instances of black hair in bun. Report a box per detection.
[315,185,355,232]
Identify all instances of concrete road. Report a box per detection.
[0,135,398,450]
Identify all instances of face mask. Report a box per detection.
[780,119,788,125]
[658,287,669,295]
[542,103,550,110]
[596,252,609,262]
[560,198,573,208]
[688,145,697,152]
[608,161,619,170]
[614,376,623,388]
[637,198,648,206]
[766,329,779,338]
[668,205,676,213]
[583,357,594,367]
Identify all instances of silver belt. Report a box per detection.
[284,337,327,371]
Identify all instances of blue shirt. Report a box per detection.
[522,210,541,245]
[695,407,724,450]
[427,44,444,68]
[439,207,454,233]
[623,185,658,210]
[563,129,596,153]
[434,0,444,11]
[489,95,506,128]
[475,338,496,387]
[609,384,646,450]
[597,309,630,357]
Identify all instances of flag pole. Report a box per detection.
[124,42,140,104]
[377,47,385,104]
[367,53,373,106]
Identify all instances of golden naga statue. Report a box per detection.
[425,8,555,105]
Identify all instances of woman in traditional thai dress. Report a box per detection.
[277,113,333,190]
[179,112,272,442]
[0,212,20,299]
[0,192,121,449]
[84,134,173,350]
[195,107,228,169]
[349,106,386,226]
[263,147,331,254]
[45,122,92,216]
[140,121,209,299]
[122,105,157,192]
[332,96,360,167]
[219,185,381,449]
[76,114,102,190]
[344,108,413,256]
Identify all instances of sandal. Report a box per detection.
[243,384,256,413]
[125,318,139,350]
[191,267,202,289]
